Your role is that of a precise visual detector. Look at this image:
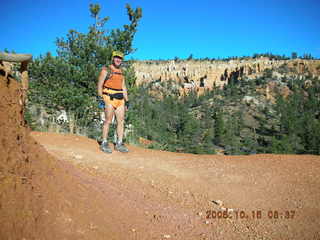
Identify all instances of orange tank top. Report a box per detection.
[104,64,123,90]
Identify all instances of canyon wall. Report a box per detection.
[132,58,320,90]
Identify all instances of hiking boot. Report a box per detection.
[100,141,112,153]
[115,142,129,153]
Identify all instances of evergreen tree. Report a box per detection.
[291,52,298,59]
[29,3,142,134]
[213,110,224,146]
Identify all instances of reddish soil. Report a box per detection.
[1,74,320,240]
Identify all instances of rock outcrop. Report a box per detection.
[0,52,32,104]
[132,58,320,91]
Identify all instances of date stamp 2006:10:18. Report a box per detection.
[206,210,296,220]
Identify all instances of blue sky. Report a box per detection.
[1,0,320,60]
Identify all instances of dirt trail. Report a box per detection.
[30,132,320,240]
[1,73,320,240]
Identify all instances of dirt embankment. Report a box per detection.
[0,74,125,239]
[0,73,46,238]
[1,72,320,240]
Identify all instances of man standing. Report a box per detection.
[97,51,129,153]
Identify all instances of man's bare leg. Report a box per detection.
[102,103,115,142]
[100,103,115,153]
[114,104,128,152]
[114,104,125,143]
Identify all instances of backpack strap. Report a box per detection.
[101,65,113,84]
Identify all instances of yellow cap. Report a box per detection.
[112,51,124,59]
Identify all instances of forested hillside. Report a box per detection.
[127,64,320,154]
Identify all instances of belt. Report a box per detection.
[104,87,123,91]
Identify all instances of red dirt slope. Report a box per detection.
[1,73,320,239]
[0,74,128,239]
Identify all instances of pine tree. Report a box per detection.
[29,3,142,134]
[213,110,224,146]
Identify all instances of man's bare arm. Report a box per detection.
[122,78,129,101]
[97,66,108,97]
